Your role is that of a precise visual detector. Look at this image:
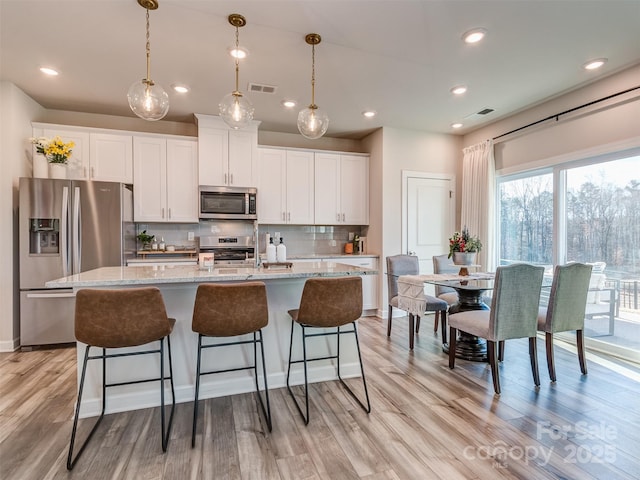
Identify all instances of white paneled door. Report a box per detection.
[404,172,455,274]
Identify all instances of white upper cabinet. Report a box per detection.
[315,152,369,225]
[33,124,133,183]
[133,136,198,223]
[195,114,259,187]
[258,148,314,224]
[89,133,133,183]
[166,139,199,222]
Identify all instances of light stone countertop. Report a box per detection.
[45,261,377,288]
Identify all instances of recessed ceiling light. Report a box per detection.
[362,110,376,118]
[450,85,467,95]
[451,123,463,129]
[228,46,249,59]
[583,58,607,70]
[171,84,189,93]
[462,28,487,44]
[282,100,297,108]
[40,67,59,76]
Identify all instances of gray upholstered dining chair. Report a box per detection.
[448,263,545,394]
[432,254,459,305]
[537,262,592,381]
[387,254,448,348]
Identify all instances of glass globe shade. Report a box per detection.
[297,106,329,139]
[219,92,254,129]
[127,79,169,121]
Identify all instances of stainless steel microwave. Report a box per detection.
[199,186,257,220]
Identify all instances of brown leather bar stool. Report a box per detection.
[286,276,371,425]
[191,282,272,447]
[67,287,176,470]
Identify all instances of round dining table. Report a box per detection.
[426,278,495,361]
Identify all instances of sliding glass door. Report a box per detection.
[497,153,640,360]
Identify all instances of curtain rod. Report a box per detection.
[492,85,640,141]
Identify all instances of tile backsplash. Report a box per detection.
[258,224,367,256]
[135,221,367,255]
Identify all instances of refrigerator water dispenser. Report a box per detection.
[29,218,60,254]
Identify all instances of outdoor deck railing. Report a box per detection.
[619,279,639,310]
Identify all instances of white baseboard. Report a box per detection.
[0,337,21,352]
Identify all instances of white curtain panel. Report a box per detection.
[461,140,496,272]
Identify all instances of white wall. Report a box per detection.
[463,64,640,171]
[363,127,461,316]
[0,82,45,350]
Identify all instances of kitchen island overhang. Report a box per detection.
[46,262,378,418]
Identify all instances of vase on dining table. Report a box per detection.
[452,251,477,266]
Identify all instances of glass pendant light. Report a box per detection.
[127,0,169,121]
[219,14,254,129]
[297,33,329,139]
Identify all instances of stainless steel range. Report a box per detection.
[199,235,256,265]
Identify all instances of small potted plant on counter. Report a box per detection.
[136,230,155,250]
[448,226,482,265]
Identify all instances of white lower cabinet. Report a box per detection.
[133,136,198,223]
[322,257,378,312]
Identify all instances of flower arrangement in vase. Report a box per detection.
[30,136,75,179]
[448,226,482,265]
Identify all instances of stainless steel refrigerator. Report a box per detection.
[19,178,135,347]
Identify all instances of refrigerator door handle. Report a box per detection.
[61,186,70,276]
[26,292,76,299]
[72,186,81,274]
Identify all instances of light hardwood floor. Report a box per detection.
[1,315,639,479]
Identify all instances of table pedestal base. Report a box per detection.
[442,288,490,362]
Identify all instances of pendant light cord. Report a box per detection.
[234,25,240,95]
[310,43,317,108]
[144,8,152,85]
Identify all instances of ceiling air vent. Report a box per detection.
[248,83,278,94]
[463,107,495,120]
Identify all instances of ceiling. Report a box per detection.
[2,0,639,139]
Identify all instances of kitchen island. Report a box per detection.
[46,261,377,417]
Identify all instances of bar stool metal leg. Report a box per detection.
[161,336,176,452]
[67,338,175,470]
[286,321,371,425]
[67,346,105,470]
[253,330,272,431]
[192,334,204,448]
[191,330,272,447]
